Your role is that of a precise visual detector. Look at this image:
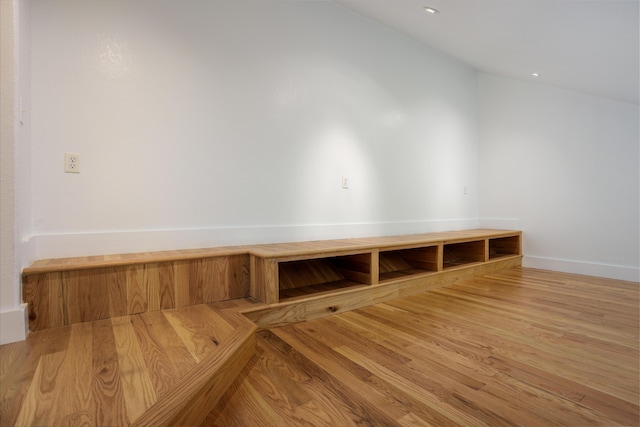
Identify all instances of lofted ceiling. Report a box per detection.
[332,0,639,105]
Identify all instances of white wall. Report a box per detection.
[478,73,640,281]
[28,0,479,260]
[1,0,29,345]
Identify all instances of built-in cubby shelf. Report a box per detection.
[379,246,439,283]
[278,253,373,301]
[248,229,522,308]
[443,240,486,269]
[489,235,521,260]
[244,229,522,329]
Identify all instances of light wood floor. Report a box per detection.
[205,267,639,426]
[1,267,638,426]
[0,299,256,426]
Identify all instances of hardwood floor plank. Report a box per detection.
[333,344,497,426]
[92,318,129,427]
[0,327,70,426]
[13,323,95,426]
[386,293,639,403]
[4,267,638,426]
[138,310,197,380]
[162,308,222,363]
[133,321,256,427]
[487,354,640,426]
[14,351,67,426]
[271,325,466,426]
[111,316,157,423]
[163,310,214,363]
[55,322,95,425]
[211,267,638,426]
[202,358,290,427]
[246,336,314,411]
[258,330,401,427]
[131,314,182,398]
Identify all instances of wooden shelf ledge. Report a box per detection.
[22,245,255,275]
[247,228,521,259]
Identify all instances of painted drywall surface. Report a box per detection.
[16,0,30,273]
[29,0,479,258]
[478,73,639,281]
[1,0,30,345]
[1,0,17,312]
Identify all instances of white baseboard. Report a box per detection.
[478,217,521,230]
[524,255,640,282]
[27,218,481,260]
[0,304,28,345]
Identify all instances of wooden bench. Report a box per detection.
[23,228,522,332]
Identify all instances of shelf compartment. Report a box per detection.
[443,240,485,269]
[379,246,439,282]
[279,281,370,302]
[278,253,372,300]
[489,235,521,259]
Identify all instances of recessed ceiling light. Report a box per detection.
[424,7,440,14]
[531,73,541,77]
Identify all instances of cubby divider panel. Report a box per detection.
[489,235,521,259]
[443,240,485,269]
[379,246,439,282]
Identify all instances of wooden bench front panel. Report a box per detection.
[23,255,250,331]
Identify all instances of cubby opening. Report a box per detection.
[443,240,485,269]
[379,246,439,282]
[489,235,521,259]
[278,253,372,301]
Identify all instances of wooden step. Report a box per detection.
[22,251,253,331]
[0,300,257,427]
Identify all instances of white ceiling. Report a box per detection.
[333,0,639,105]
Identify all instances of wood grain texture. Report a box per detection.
[250,256,279,304]
[204,267,639,427]
[488,234,522,260]
[443,240,486,268]
[1,302,255,426]
[23,255,251,331]
[23,230,520,332]
[243,256,522,329]
[23,247,254,275]
[133,316,256,427]
[379,246,439,282]
[21,230,518,276]
[248,229,521,259]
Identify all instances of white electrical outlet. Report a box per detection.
[64,153,80,173]
[342,176,349,189]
